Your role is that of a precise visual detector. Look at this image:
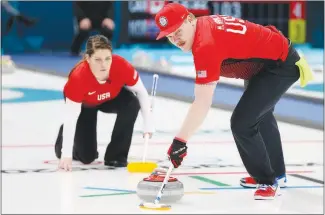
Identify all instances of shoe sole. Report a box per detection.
[254,193,282,200]
[254,195,276,200]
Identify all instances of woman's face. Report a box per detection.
[86,49,112,81]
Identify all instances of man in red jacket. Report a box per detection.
[155,3,313,200]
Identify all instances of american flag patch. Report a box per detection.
[197,70,207,78]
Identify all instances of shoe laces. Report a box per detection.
[257,184,276,190]
[257,184,269,190]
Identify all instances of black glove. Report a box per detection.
[167,138,187,168]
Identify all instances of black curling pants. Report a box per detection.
[71,20,113,54]
[55,88,140,164]
[231,44,300,185]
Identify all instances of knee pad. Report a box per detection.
[79,156,96,165]
[73,150,97,164]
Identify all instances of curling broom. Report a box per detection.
[127,74,159,173]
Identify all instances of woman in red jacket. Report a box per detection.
[55,35,154,171]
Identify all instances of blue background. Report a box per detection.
[1,1,324,53]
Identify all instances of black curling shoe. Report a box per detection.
[104,160,128,168]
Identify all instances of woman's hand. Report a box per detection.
[58,157,72,172]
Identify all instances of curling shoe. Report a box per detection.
[240,174,287,188]
[254,183,281,200]
[104,160,128,168]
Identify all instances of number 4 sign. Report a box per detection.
[290,1,306,20]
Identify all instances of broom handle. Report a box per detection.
[154,164,174,204]
[150,74,159,111]
[142,133,149,163]
[142,74,159,163]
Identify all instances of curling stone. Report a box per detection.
[136,173,184,203]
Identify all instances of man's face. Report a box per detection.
[166,16,196,52]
